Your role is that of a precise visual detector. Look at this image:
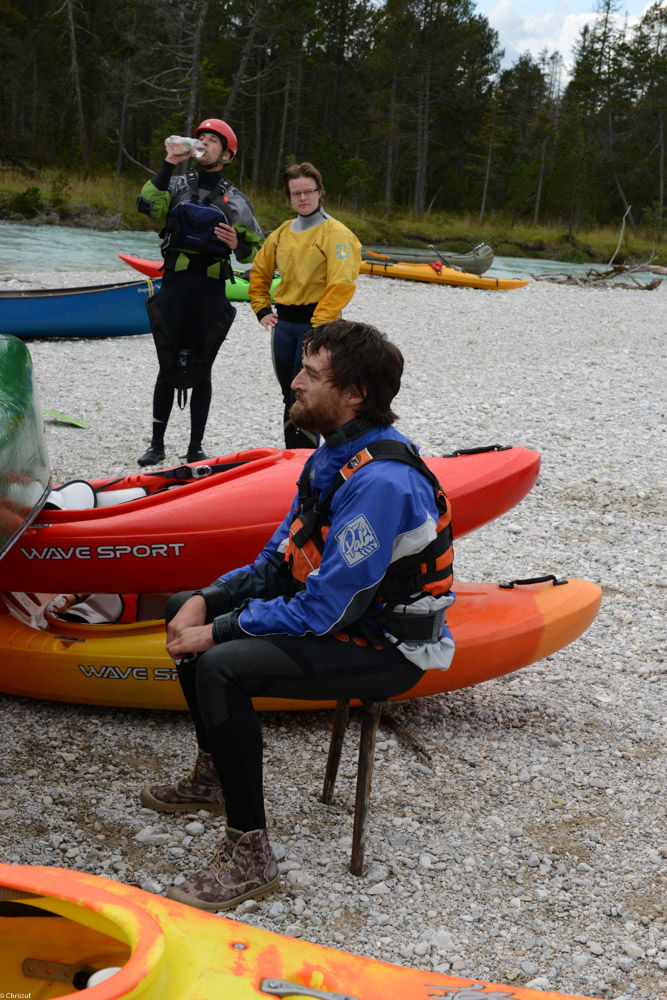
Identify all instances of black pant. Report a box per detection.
[151,374,211,449]
[167,592,422,832]
[147,269,235,448]
[271,318,319,449]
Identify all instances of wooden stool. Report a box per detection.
[321,698,385,876]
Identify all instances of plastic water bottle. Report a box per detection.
[164,135,205,157]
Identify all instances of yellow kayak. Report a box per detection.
[0,862,602,999]
[0,577,602,710]
[360,259,529,290]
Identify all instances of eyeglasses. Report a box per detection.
[290,188,319,198]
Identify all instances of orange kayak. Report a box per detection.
[0,862,602,999]
[118,251,164,278]
[360,259,529,290]
[0,445,540,594]
[0,576,601,710]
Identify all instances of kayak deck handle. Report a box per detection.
[446,444,511,456]
[499,574,568,589]
[261,979,360,1000]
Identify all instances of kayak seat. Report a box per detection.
[45,480,96,510]
[136,593,171,620]
[57,593,125,624]
[94,486,148,507]
[44,481,148,510]
[45,592,170,625]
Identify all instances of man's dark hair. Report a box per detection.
[302,320,403,426]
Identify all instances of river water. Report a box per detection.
[0,220,662,285]
[0,222,160,276]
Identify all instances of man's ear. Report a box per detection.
[345,383,366,408]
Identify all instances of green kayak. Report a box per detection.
[0,335,51,558]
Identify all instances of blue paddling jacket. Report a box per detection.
[198,421,455,672]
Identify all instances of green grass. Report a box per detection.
[1,165,664,265]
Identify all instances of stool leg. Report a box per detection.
[322,699,350,805]
[351,700,383,876]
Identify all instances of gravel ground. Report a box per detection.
[1,271,665,998]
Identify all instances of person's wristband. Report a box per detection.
[212,610,242,643]
[195,584,232,619]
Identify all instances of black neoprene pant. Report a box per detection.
[151,375,211,448]
[148,269,234,448]
[167,592,422,832]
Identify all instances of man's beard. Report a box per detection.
[289,399,317,431]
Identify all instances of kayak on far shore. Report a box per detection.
[119,248,524,293]
[360,257,529,290]
[362,241,494,275]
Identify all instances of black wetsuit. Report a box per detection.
[137,164,262,459]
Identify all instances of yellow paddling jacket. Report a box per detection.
[249,215,361,327]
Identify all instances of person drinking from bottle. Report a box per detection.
[136,118,263,466]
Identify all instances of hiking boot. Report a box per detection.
[186,446,209,463]
[140,750,225,815]
[137,444,166,467]
[166,827,280,911]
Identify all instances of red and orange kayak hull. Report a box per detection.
[0,446,540,595]
[0,577,601,710]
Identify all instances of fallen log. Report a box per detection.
[529,261,663,290]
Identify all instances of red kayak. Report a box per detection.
[117,253,280,302]
[0,444,539,594]
[118,253,163,278]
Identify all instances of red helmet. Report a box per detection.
[194,118,238,159]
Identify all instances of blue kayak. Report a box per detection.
[0,277,160,339]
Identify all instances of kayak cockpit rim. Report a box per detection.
[0,473,52,561]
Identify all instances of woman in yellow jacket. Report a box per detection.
[249,162,361,447]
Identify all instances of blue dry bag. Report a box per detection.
[173,201,231,256]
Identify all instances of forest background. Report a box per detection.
[1,0,665,264]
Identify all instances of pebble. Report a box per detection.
[134,827,170,846]
[521,960,540,975]
[1,272,664,1000]
[367,881,391,895]
[184,821,205,837]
